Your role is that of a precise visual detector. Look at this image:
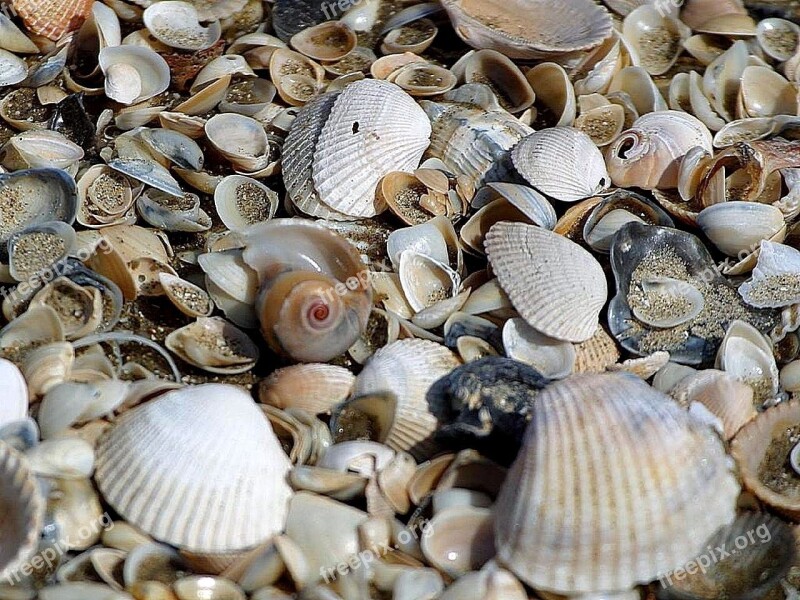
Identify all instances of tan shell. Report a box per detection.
[165,317,259,375]
[259,363,355,415]
[312,79,432,218]
[290,21,357,62]
[462,49,535,113]
[512,127,610,203]
[527,62,576,127]
[495,373,739,594]
[622,5,690,76]
[485,222,607,343]
[95,384,293,555]
[440,0,613,59]
[573,325,621,373]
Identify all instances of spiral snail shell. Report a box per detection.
[242,219,372,362]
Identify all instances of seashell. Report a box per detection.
[259,364,354,415]
[38,380,130,439]
[512,127,610,203]
[0,359,27,428]
[739,241,800,308]
[26,437,94,479]
[213,176,278,231]
[682,34,728,67]
[378,171,437,225]
[440,564,527,600]
[22,340,74,397]
[290,21,357,62]
[76,165,139,229]
[382,18,438,55]
[575,99,626,147]
[658,512,794,600]
[143,1,221,51]
[738,65,798,119]
[0,442,45,582]
[29,277,104,340]
[573,325,621,374]
[393,63,458,97]
[219,79,277,117]
[717,319,780,403]
[702,40,749,123]
[629,276,705,329]
[670,369,756,440]
[398,250,460,313]
[0,88,53,132]
[622,5,690,76]
[99,45,170,105]
[462,49,535,113]
[607,65,668,116]
[1,130,83,172]
[165,317,259,375]
[174,576,245,600]
[0,13,38,54]
[323,46,376,78]
[696,201,786,257]
[495,373,739,595]
[312,79,431,218]
[731,401,800,519]
[371,52,426,80]
[606,111,713,190]
[7,221,75,282]
[485,222,607,343]
[11,0,93,40]
[502,317,576,379]
[582,189,674,253]
[526,62,576,127]
[138,128,204,172]
[688,70,726,132]
[204,113,274,174]
[440,0,613,59]
[713,117,783,148]
[242,219,372,363]
[95,384,293,554]
[269,48,324,106]
[757,18,800,63]
[421,507,495,577]
[137,189,211,233]
[159,111,207,139]
[130,0,246,21]
[345,339,461,459]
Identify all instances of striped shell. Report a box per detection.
[494,373,739,594]
[485,222,607,343]
[512,127,610,202]
[312,79,432,218]
[94,384,293,554]
[352,339,461,459]
[282,91,351,221]
[0,441,45,582]
[259,363,355,415]
[12,0,93,40]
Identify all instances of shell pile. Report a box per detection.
[3,0,800,599]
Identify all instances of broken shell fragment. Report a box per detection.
[739,241,800,308]
[165,317,259,374]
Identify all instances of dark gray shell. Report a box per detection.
[272,0,330,41]
[426,356,550,463]
[48,93,95,148]
[609,222,777,366]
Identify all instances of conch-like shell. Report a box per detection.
[606,111,713,190]
[512,127,610,202]
[495,373,739,595]
[241,219,372,363]
[485,222,607,343]
[11,0,93,40]
[312,79,431,218]
[0,441,45,581]
[95,384,293,555]
[440,0,613,59]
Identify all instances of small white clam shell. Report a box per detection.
[738,66,798,119]
[630,276,705,328]
[398,250,460,313]
[622,5,690,76]
[0,358,27,428]
[143,1,221,51]
[99,45,170,105]
[739,240,800,308]
[0,49,28,86]
[696,201,786,257]
[165,317,259,375]
[214,175,278,231]
[757,18,800,62]
[502,318,576,379]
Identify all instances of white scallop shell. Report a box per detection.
[511,127,610,202]
[94,384,293,554]
[312,79,431,218]
[485,222,607,343]
[494,373,739,594]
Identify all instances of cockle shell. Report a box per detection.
[0,441,44,582]
[95,384,293,554]
[494,373,739,595]
[485,222,607,343]
[606,111,713,190]
[312,79,431,218]
[12,0,93,40]
[440,0,613,59]
[512,127,610,202]
[259,364,355,415]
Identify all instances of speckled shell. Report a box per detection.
[282,91,351,221]
[485,222,607,343]
[494,373,739,594]
[312,79,432,218]
[12,0,93,40]
[0,441,45,582]
[94,384,293,554]
[259,363,355,415]
[352,339,461,459]
[512,127,610,202]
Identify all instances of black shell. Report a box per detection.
[426,356,550,463]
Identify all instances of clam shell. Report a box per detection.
[526,62,576,127]
[290,21,357,62]
[494,373,739,594]
[606,111,713,190]
[622,5,690,76]
[0,441,45,582]
[757,17,800,62]
[95,384,294,554]
[739,240,800,308]
[440,0,613,59]
[696,201,786,257]
[259,363,355,415]
[485,222,607,343]
[352,339,461,459]
[738,65,798,119]
[143,1,221,51]
[128,0,246,21]
[512,127,610,203]
[312,79,431,218]
[0,359,27,428]
[11,0,93,40]
[502,318,576,379]
[165,317,259,375]
[462,49,535,113]
[214,176,278,231]
[99,45,171,105]
[0,50,28,86]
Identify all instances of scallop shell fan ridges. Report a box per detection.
[94,384,293,554]
[494,372,739,594]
